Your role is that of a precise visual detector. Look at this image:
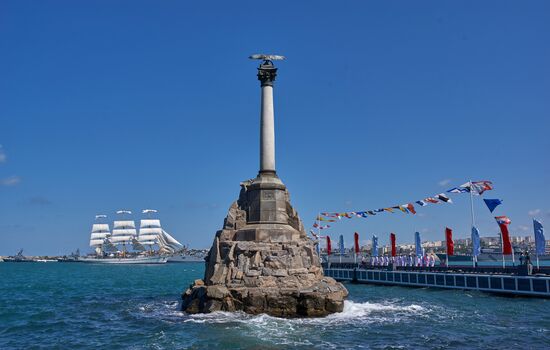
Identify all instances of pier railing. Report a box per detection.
[322,262,550,276]
[323,264,550,297]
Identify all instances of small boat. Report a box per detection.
[3,249,33,262]
[57,249,82,262]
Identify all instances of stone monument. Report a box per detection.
[181,55,348,317]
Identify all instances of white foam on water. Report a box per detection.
[180,300,431,347]
[183,300,428,326]
[132,299,434,347]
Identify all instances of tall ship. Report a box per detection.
[81,210,183,264]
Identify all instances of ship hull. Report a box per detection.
[79,256,168,264]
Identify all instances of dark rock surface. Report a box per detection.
[182,175,348,317]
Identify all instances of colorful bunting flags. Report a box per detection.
[372,235,378,257]
[534,219,545,256]
[471,227,481,257]
[390,233,396,257]
[495,217,512,255]
[310,179,493,231]
[447,187,469,194]
[414,232,422,256]
[445,227,454,256]
[436,193,453,203]
[495,215,511,225]
[471,181,493,195]
[354,232,360,254]
[483,199,502,213]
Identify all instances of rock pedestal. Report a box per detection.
[181,174,348,317]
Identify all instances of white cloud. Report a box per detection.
[0,145,6,163]
[438,179,452,187]
[1,176,21,186]
[528,209,541,216]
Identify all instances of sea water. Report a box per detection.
[0,263,548,349]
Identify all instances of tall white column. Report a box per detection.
[256,60,278,175]
[260,84,275,173]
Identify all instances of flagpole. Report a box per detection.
[317,211,322,264]
[500,230,506,269]
[445,233,449,268]
[468,180,477,268]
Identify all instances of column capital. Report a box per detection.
[257,61,277,87]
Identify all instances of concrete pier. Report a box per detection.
[324,264,550,298]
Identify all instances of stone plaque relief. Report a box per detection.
[262,190,275,200]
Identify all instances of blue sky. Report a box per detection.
[1,1,549,255]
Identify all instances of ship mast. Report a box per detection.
[111,210,137,257]
[139,209,162,255]
[90,214,110,256]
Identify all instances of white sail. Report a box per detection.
[90,223,110,247]
[155,229,183,254]
[90,239,104,247]
[139,227,162,238]
[112,228,137,235]
[110,237,134,243]
[162,230,183,249]
[91,232,110,240]
[113,220,136,229]
[111,218,137,244]
[138,235,158,242]
[139,227,162,234]
[140,219,161,228]
[138,223,162,244]
[92,223,110,233]
[157,233,174,254]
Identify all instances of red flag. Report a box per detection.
[390,233,396,257]
[326,236,332,256]
[498,223,513,255]
[354,232,360,254]
[445,227,454,256]
[407,203,416,214]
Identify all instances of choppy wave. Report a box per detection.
[183,300,427,325]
